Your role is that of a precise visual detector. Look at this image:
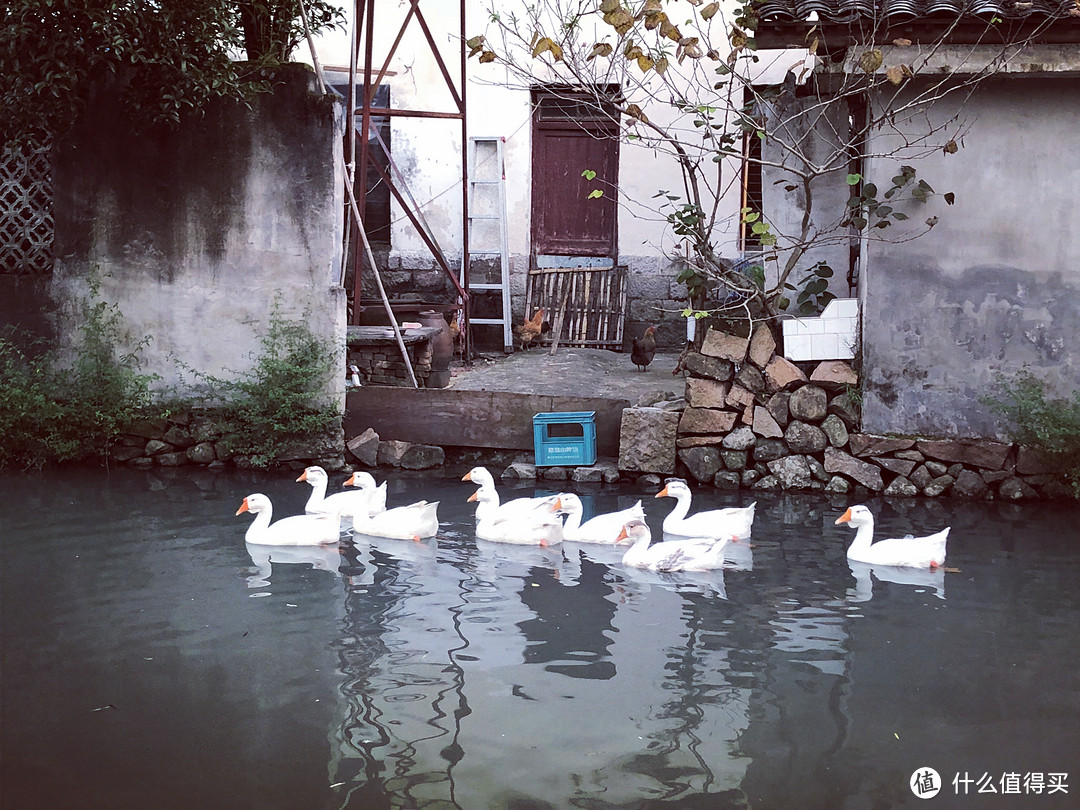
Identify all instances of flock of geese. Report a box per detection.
[236,465,951,573]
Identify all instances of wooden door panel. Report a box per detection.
[532,127,618,257]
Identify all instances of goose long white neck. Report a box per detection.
[245,506,273,544]
[667,489,692,523]
[481,482,500,508]
[621,533,653,567]
[846,520,876,560]
[304,477,328,512]
[473,490,500,523]
[561,501,582,533]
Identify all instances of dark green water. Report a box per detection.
[1,466,1077,810]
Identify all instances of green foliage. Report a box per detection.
[197,303,341,468]
[740,206,777,248]
[237,0,343,64]
[843,166,949,232]
[786,261,836,315]
[0,0,342,147]
[0,295,162,468]
[984,370,1080,496]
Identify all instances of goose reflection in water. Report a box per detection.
[473,538,565,572]
[847,560,947,602]
[617,562,728,600]
[351,532,439,566]
[244,542,345,589]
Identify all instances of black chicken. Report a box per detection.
[631,325,657,372]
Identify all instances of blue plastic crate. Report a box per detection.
[533,411,597,467]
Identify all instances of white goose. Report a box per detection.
[555,493,645,544]
[344,473,439,540]
[616,519,729,572]
[236,493,341,546]
[656,479,756,540]
[835,505,949,568]
[297,466,380,519]
[462,466,558,523]
[340,470,387,516]
[470,487,564,546]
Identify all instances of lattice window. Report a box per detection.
[0,139,54,275]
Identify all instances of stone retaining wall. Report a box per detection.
[617,324,1067,500]
[108,410,346,473]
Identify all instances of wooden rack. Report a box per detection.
[523,265,628,351]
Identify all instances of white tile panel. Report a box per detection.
[781,299,859,361]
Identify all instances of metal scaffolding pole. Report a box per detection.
[350,0,471,358]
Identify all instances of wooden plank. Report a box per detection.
[346,386,630,456]
[548,283,572,356]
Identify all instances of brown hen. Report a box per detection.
[513,308,546,351]
[631,325,657,371]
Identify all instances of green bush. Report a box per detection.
[0,296,161,468]
[0,290,342,470]
[197,302,342,468]
[985,370,1080,497]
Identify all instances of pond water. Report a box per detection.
[1,466,1078,810]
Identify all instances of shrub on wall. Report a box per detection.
[0,295,161,468]
[985,370,1080,497]
[194,301,342,468]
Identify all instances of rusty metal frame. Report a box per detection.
[350,0,472,357]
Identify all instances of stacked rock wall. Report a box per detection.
[348,341,434,386]
[108,410,346,472]
[660,325,1066,500]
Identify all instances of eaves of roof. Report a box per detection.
[752,0,1080,46]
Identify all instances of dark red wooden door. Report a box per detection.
[531,125,619,257]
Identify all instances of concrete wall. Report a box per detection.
[48,66,346,402]
[860,77,1080,438]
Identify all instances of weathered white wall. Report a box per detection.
[50,68,347,403]
[860,76,1080,437]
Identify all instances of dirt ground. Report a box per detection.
[446,346,686,402]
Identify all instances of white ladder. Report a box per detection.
[466,136,513,353]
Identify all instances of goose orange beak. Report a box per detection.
[343,473,356,487]
[835,508,853,525]
[236,498,250,516]
[467,491,479,503]
[461,471,473,482]
[655,485,670,498]
[296,470,309,482]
